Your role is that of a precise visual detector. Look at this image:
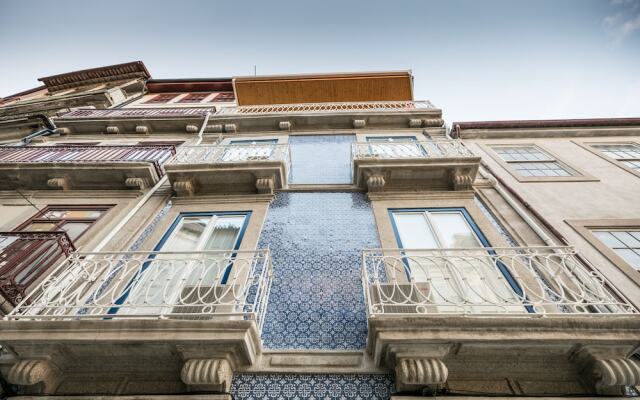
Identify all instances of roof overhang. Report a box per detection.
[146,78,233,93]
[233,71,414,106]
[38,61,151,93]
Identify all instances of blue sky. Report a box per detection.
[1,0,638,122]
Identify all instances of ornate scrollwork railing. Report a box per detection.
[362,247,637,315]
[167,143,290,167]
[215,100,436,116]
[7,250,273,332]
[352,139,476,160]
[61,107,214,119]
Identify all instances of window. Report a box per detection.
[16,205,111,241]
[220,139,278,162]
[178,93,212,103]
[366,136,424,158]
[389,208,522,313]
[114,212,250,316]
[144,93,178,104]
[592,144,640,171]
[211,92,235,102]
[592,230,640,270]
[492,145,576,177]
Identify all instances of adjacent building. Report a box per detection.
[0,62,638,400]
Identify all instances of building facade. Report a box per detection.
[0,62,638,400]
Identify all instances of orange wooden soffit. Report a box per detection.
[233,71,413,106]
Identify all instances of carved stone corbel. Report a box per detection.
[47,177,70,190]
[572,346,640,395]
[366,174,385,192]
[105,126,120,134]
[395,357,448,392]
[173,179,197,197]
[279,121,292,131]
[186,124,199,133]
[207,124,223,133]
[7,359,62,394]
[256,176,275,194]
[353,119,366,129]
[224,123,237,133]
[449,169,473,190]
[180,358,233,392]
[408,118,423,128]
[124,177,149,190]
[135,125,149,134]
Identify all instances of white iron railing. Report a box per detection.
[7,250,273,332]
[352,139,477,160]
[61,107,214,119]
[167,143,291,167]
[215,100,436,116]
[362,247,638,316]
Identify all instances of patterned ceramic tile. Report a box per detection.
[127,200,173,251]
[259,192,379,349]
[289,135,355,184]
[474,196,518,247]
[232,373,395,400]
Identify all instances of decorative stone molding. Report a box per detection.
[135,125,149,134]
[124,177,148,190]
[185,124,199,133]
[180,359,233,392]
[47,177,70,190]
[224,123,237,133]
[450,169,473,190]
[7,359,62,394]
[573,346,640,395]
[54,127,71,135]
[395,357,448,391]
[366,174,385,192]
[279,121,292,131]
[423,118,444,127]
[256,176,275,194]
[105,126,120,134]
[408,118,423,128]
[353,119,366,129]
[207,124,223,133]
[173,180,196,197]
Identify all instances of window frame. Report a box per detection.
[177,93,213,104]
[573,141,640,179]
[482,143,597,182]
[143,93,179,104]
[566,219,640,284]
[14,205,113,242]
[387,207,525,303]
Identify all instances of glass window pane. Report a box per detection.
[164,217,210,251]
[593,231,625,248]
[393,213,438,249]
[429,212,481,248]
[203,216,244,251]
[44,210,104,219]
[614,249,640,269]
[60,222,91,240]
[22,222,57,232]
[611,231,640,247]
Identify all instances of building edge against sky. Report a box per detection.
[0,61,638,399]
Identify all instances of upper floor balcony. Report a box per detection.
[206,100,444,134]
[0,144,175,190]
[361,246,640,394]
[0,231,75,307]
[56,107,213,135]
[2,249,273,394]
[165,143,290,196]
[351,139,481,192]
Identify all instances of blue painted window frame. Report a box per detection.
[387,207,528,310]
[108,211,252,315]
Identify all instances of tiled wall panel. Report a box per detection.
[259,192,379,349]
[289,135,354,184]
[232,373,394,400]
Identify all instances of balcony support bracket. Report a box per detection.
[449,168,474,190]
[395,357,448,392]
[47,177,70,190]
[366,173,386,193]
[256,176,275,195]
[7,359,63,394]
[180,358,233,393]
[572,345,640,395]
[125,177,149,190]
[173,179,197,197]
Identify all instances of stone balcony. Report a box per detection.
[351,139,481,192]
[206,100,444,133]
[165,143,290,196]
[0,144,175,190]
[55,107,213,135]
[0,231,75,307]
[361,246,640,395]
[0,249,273,396]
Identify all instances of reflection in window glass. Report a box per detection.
[492,145,575,177]
[593,230,640,270]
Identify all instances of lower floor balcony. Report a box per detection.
[0,231,75,306]
[1,249,272,395]
[362,246,640,395]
